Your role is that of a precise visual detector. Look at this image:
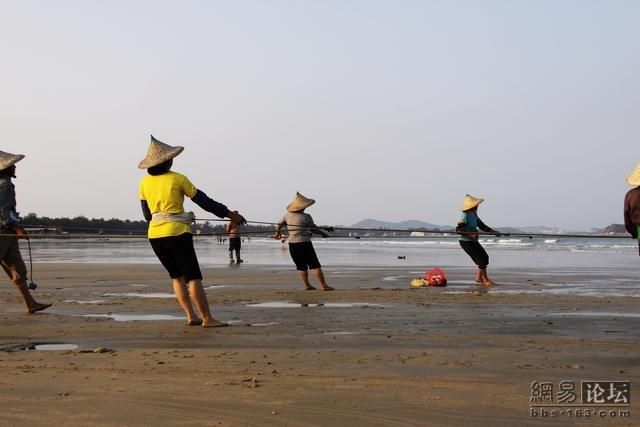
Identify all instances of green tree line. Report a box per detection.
[21,213,275,236]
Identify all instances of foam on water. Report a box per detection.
[247,301,389,309]
[549,311,640,318]
[64,299,106,304]
[446,284,640,298]
[323,331,359,335]
[83,313,183,321]
[204,285,228,290]
[33,344,79,351]
[103,292,175,299]
[382,276,404,282]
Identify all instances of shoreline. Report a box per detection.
[0,263,637,426]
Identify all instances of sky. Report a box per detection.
[1,0,638,230]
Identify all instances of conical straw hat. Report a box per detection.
[0,151,25,171]
[460,194,484,211]
[287,192,315,212]
[626,164,640,186]
[138,135,184,169]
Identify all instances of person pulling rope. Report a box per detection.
[0,150,50,313]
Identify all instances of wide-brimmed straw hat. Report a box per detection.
[626,164,640,186]
[460,194,484,211]
[0,151,25,171]
[287,192,315,212]
[138,135,184,169]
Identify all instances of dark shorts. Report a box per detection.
[149,233,202,281]
[0,234,27,284]
[459,240,489,268]
[229,237,241,251]
[288,241,321,271]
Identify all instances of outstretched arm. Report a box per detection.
[191,189,230,219]
[191,189,246,224]
[477,218,502,236]
[274,216,286,239]
[308,217,329,238]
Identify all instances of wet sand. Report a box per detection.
[0,263,637,426]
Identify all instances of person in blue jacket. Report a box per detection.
[456,194,502,285]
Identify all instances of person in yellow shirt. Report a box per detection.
[139,135,246,327]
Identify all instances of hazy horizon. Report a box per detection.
[2,1,638,229]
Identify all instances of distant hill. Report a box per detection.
[351,218,451,231]
[599,223,628,234]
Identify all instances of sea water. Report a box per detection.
[25,236,638,268]
[22,236,640,298]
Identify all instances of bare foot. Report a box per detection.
[187,318,203,326]
[321,286,334,291]
[202,319,228,328]
[304,285,316,290]
[28,303,52,314]
[482,279,496,286]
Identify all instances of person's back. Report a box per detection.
[226,220,243,263]
[279,211,315,243]
[624,164,640,255]
[226,221,240,238]
[624,187,640,234]
[275,192,333,291]
[139,170,196,239]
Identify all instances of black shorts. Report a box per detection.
[149,233,203,281]
[288,241,321,271]
[459,240,489,268]
[229,237,241,251]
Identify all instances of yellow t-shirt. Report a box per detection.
[139,171,197,239]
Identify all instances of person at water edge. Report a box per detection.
[139,135,246,327]
[456,194,502,285]
[624,164,640,256]
[0,151,51,314]
[225,218,243,264]
[275,192,334,291]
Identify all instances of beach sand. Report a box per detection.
[0,263,637,426]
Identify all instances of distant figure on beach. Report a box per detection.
[275,192,334,291]
[0,151,51,314]
[624,164,640,256]
[138,135,246,327]
[456,194,502,285]
[225,218,243,264]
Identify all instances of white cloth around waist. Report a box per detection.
[150,211,196,226]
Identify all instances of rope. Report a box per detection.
[193,218,631,240]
